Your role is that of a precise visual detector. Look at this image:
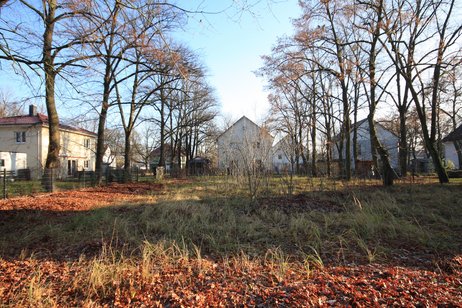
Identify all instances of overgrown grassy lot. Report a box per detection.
[0,176,461,306]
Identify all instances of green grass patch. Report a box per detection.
[0,177,461,267]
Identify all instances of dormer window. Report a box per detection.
[15,132,26,143]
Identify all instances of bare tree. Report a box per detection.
[0,90,23,117]
[381,0,462,183]
[236,126,273,201]
[293,0,358,180]
[354,0,397,185]
[0,0,97,190]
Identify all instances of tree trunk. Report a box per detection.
[42,1,60,192]
[95,5,119,184]
[158,89,166,168]
[95,64,111,184]
[343,105,351,180]
[123,130,131,182]
[408,84,449,183]
[454,140,462,169]
[367,0,395,186]
[353,109,358,176]
[369,117,395,186]
[398,107,408,176]
[311,104,317,177]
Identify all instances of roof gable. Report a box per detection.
[442,124,462,142]
[217,116,269,139]
[334,118,398,141]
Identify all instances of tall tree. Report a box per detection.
[381,0,461,183]
[295,0,357,180]
[0,0,96,190]
[356,0,396,185]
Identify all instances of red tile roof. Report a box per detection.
[0,113,96,136]
[0,113,47,125]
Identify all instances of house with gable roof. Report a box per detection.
[442,124,462,169]
[0,105,97,179]
[332,118,399,176]
[217,116,273,174]
[271,135,306,174]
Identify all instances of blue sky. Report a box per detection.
[174,0,301,125]
[0,1,301,126]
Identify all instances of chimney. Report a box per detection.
[29,105,37,116]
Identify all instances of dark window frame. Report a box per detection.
[15,131,26,143]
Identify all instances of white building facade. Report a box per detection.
[332,119,399,173]
[0,106,97,179]
[217,116,274,173]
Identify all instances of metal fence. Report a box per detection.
[1,167,147,199]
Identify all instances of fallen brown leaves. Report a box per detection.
[0,182,164,211]
[0,256,461,306]
[1,182,461,306]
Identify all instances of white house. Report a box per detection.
[0,105,97,179]
[0,152,27,176]
[272,135,305,174]
[217,116,273,173]
[333,119,399,174]
[442,124,462,169]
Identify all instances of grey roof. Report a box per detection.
[442,124,462,142]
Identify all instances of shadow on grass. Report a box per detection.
[1,182,461,272]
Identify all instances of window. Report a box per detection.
[84,160,89,169]
[68,160,77,176]
[278,154,282,160]
[0,159,4,167]
[84,139,91,148]
[15,132,26,143]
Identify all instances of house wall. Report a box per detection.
[217,117,273,172]
[0,124,96,179]
[0,125,42,178]
[0,152,27,175]
[271,140,305,174]
[333,121,399,171]
[53,128,96,178]
[443,141,460,169]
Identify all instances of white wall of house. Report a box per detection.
[443,142,460,169]
[0,152,27,175]
[57,128,96,178]
[0,124,96,179]
[272,137,305,173]
[217,116,273,171]
[333,120,399,170]
[0,125,42,178]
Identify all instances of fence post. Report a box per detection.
[51,169,54,193]
[3,169,6,199]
